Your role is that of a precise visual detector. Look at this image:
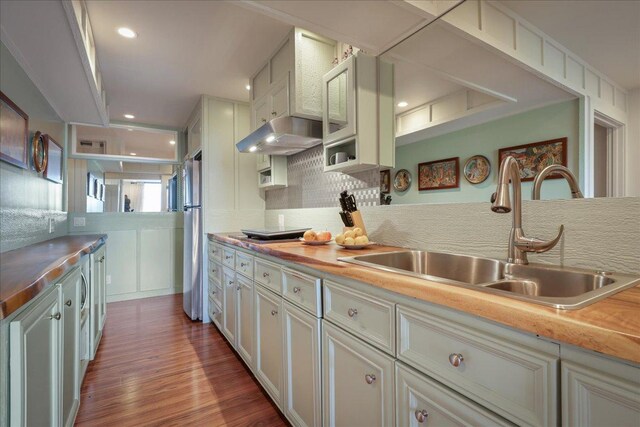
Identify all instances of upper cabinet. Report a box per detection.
[250,28,338,130]
[322,52,395,173]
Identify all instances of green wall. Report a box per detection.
[393,99,580,204]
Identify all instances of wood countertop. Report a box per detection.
[0,234,107,320]
[211,233,640,364]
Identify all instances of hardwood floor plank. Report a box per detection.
[76,295,288,426]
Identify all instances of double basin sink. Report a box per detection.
[338,250,640,309]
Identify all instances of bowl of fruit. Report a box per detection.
[335,228,375,249]
[300,230,333,245]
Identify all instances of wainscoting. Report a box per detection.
[68,213,184,302]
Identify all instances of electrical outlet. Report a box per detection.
[48,218,55,233]
[73,217,86,227]
[278,214,285,230]
[106,275,111,285]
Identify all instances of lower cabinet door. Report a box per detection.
[222,268,237,345]
[10,288,62,427]
[283,301,322,427]
[255,285,284,407]
[236,275,254,368]
[322,321,394,427]
[61,269,81,427]
[396,362,513,427]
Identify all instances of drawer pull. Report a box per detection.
[263,272,270,277]
[49,312,61,320]
[271,309,278,316]
[414,410,429,423]
[448,353,464,367]
[293,286,301,294]
[65,299,72,307]
[364,374,376,384]
[348,308,358,317]
[240,262,248,267]
[228,280,234,286]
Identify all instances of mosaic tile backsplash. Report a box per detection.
[265,145,380,210]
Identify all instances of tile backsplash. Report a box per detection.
[265,144,380,210]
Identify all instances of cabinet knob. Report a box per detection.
[271,309,278,316]
[240,262,248,267]
[263,272,270,277]
[237,285,241,291]
[364,374,376,384]
[293,286,301,294]
[448,353,464,367]
[414,409,429,423]
[48,312,61,320]
[228,281,234,286]
[348,308,358,318]
[261,118,267,123]
[65,299,72,307]
[271,111,277,116]
[225,255,232,260]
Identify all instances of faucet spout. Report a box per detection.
[532,164,583,200]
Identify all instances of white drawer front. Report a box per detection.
[208,241,222,262]
[222,247,235,268]
[235,251,254,279]
[323,280,395,355]
[208,297,222,330]
[396,362,513,427]
[397,305,558,426]
[208,260,222,286]
[208,278,222,307]
[282,268,322,317]
[255,258,282,294]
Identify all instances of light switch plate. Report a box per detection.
[74,217,86,227]
[48,218,54,233]
[278,214,285,230]
[106,275,111,285]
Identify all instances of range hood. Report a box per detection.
[236,116,323,156]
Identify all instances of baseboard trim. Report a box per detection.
[107,287,182,303]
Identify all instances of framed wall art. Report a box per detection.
[393,169,411,192]
[418,157,459,191]
[44,135,64,184]
[0,91,29,169]
[380,169,390,193]
[498,137,567,182]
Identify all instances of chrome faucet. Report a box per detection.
[491,156,564,264]
[531,164,583,200]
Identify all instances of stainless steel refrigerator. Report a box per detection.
[183,153,202,320]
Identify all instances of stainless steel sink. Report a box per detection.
[339,250,640,309]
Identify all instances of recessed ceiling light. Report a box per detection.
[265,135,276,143]
[245,85,251,91]
[169,140,176,145]
[397,101,408,108]
[130,152,137,156]
[124,114,135,119]
[249,146,257,152]
[117,27,137,38]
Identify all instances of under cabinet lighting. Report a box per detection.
[130,152,137,156]
[397,101,408,108]
[169,140,176,145]
[265,135,276,143]
[249,146,257,152]
[117,27,137,39]
[246,85,251,91]
[124,114,135,119]
[127,128,133,131]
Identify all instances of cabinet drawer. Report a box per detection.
[282,268,321,317]
[208,297,222,330]
[208,278,222,307]
[397,305,558,426]
[255,258,282,294]
[222,247,235,269]
[323,280,395,355]
[208,241,222,262]
[235,252,254,279]
[396,362,513,427]
[208,260,222,285]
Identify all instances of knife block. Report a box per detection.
[342,210,368,237]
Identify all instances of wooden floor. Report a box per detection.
[76,295,288,426]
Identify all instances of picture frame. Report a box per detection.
[393,169,412,192]
[31,131,48,173]
[0,91,29,169]
[380,169,391,193]
[498,137,567,182]
[44,134,63,183]
[418,157,459,191]
[463,155,491,184]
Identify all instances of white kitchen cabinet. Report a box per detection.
[254,284,284,407]
[256,153,271,172]
[252,93,271,131]
[61,269,81,427]
[9,287,62,426]
[322,321,395,427]
[258,155,288,190]
[222,267,237,344]
[187,105,202,155]
[90,244,106,359]
[396,362,513,427]
[283,301,322,427]
[561,346,640,427]
[322,52,395,173]
[236,274,254,368]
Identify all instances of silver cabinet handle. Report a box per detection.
[49,312,61,320]
[415,410,429,423]
[65,299,72,307]
[293,286,301,294]
[348,308,358,317]
[271,309,278,316]
[80,272,88,311]
[365,374,376,384]
[448,353,464,367]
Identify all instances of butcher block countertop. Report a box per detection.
[0,234,107,320]
[211,233,640,364]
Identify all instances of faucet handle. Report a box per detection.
[514,225,564,253]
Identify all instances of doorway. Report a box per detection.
[592,112,625,197]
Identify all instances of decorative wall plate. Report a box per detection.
[32,131,48,173]
[463,155,491,184]
[393,169,411,192]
